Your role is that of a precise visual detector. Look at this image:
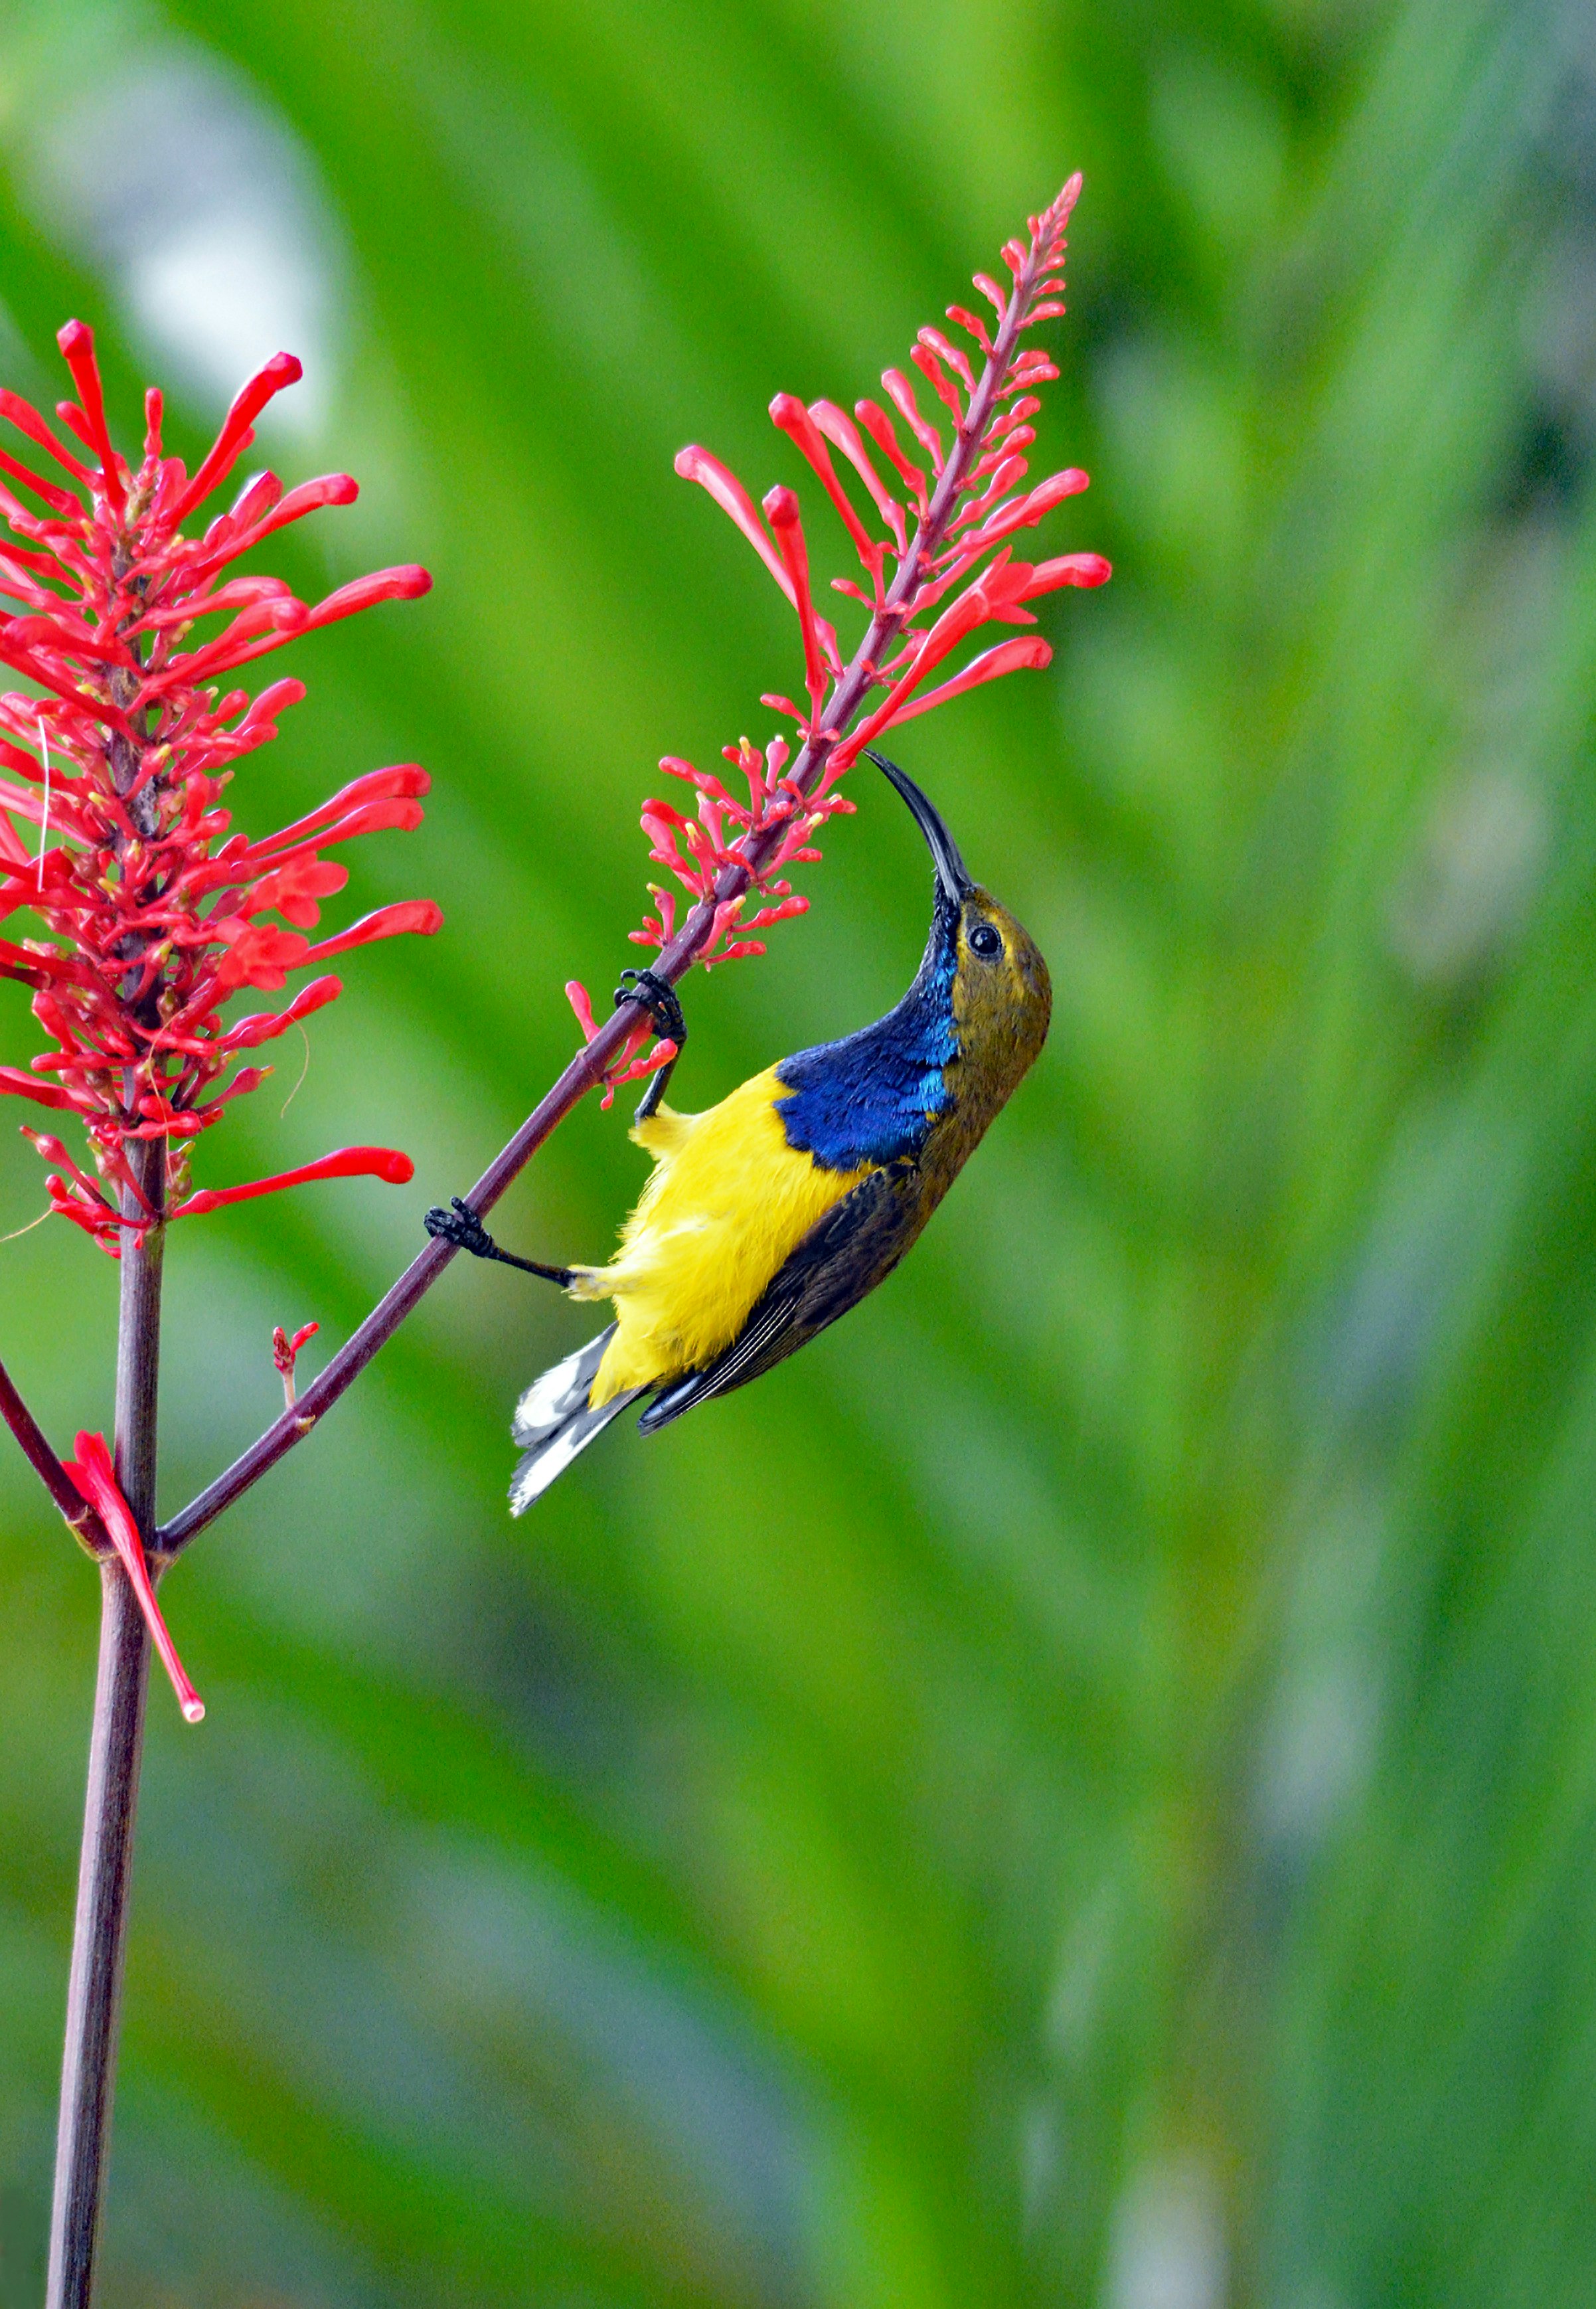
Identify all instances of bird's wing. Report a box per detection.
[635,1158,919,1433]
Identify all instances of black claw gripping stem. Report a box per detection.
[422,1197,575,1287]
[614,967,687,1122]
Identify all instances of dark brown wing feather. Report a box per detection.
[635,1159,920,1434]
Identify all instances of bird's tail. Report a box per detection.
[508,1326,643,1514]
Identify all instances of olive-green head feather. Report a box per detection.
[865,749,1051,1125]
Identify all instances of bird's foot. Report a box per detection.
[425,1195,577,1285]
[613,968,686,1050]
[424,1195,499,1258]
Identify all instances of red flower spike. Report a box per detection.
[552,187,1113,993]
[62,1432,204,1723]
[0,333,434,1245]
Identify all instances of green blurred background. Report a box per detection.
[1,0,1593,2300]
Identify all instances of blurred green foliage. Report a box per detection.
[2,0,1595,2301]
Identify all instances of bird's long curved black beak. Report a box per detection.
[865,749,973,906]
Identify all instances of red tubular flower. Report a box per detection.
[169,1146,415,1217]
[647,176,1108,970]
[62,1432,203,1721]
[0,325,438,1249]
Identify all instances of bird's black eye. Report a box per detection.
[968,922,1002,960]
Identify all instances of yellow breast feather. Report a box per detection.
[572,1065,871,1404]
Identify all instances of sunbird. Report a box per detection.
[425,752,1052,1510]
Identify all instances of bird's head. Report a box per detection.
[866,750,1052,1080]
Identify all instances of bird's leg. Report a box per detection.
[423,1197,575,1286]
[613,968,687,1124]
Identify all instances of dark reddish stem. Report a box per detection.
[47,1140,165,2309]
[153,228,1053,1561]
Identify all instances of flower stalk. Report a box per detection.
[0,317,439,2305]
[48,1134,167,2309]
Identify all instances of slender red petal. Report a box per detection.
[0,441,82,517]
[171,1145,414,1217]
[297,899,443,967]
[674,445,795,604]
[854,400,927,505]
[808,400,907,549]
[911,342,965,426]
[566,980,599,1042]
[170,353,304,521]
[62,1433,204,1722]
[0,1066,73,1107]
[243,764,430,861]
[950,296,996,349]
[762,486,829,719]
[882,369,944,471]
[1024,552,1113,594]
[0,388,94,483]
[918,326,975,393]
[218,975,343,1052]
[139,597,308,695]
[769,394,882,572]
[54,322,123,512]
[890,634,1054,721]
[242,471,359,551]
[302,564,431,631]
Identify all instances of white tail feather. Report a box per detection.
[509,1326,643,1513]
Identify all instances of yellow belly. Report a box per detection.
[575,1065,871,1405]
